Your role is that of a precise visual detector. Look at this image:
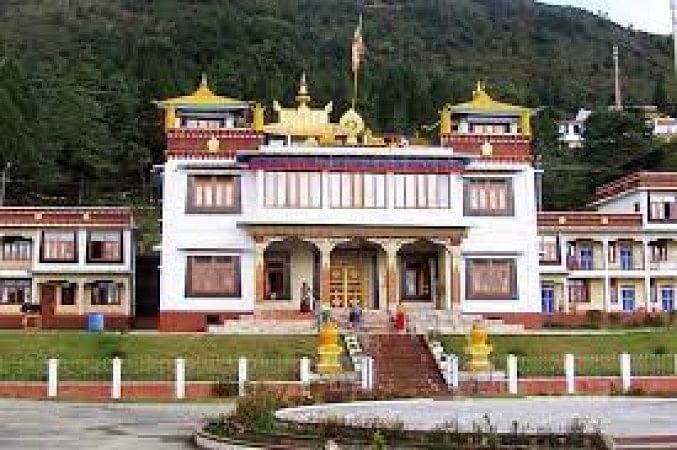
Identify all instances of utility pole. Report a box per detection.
[672,0,677,73]
[0,162,11,207]
[613,45,622,110]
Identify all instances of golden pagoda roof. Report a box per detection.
[446,81,532,115]
[156,74,248,108]
[264,73,365,140]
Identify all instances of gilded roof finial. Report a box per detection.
[296,71,311,106]
[193,72,215,98]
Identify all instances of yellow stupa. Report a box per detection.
[463,320,493,372]
[316,317,342,375]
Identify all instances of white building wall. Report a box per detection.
[160,150,541,314]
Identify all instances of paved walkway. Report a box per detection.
[0,400,232,449]
[277,397,677,437]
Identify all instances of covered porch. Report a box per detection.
[243,224,466,312]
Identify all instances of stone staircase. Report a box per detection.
[613,435,677,450]
[360,334,448,395]
[405,309,524,334]
[332,309,393,333]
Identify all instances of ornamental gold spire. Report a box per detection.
[296,72,311,106]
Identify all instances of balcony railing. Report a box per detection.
[566,257,603,271]
[649,260,677,271]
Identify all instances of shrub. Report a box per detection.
[653,345,668,355]
[233,392,284,433]
[213,380,239,398]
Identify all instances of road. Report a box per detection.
[0,400,232,449]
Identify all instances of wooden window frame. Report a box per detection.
[60,283,77,306]
[394,174,451,209]
[463,178,514,217]
[538,235,560,265]
[185,255,241,298]
[330,172,388,209]
[89,281,122,306]
[0,237,32,261]
[0,279,32,305]
[40,230,78,263]
[186,175,241,214]
[264,172,322,209]
[465,258,518,300]
[86,230,124,264]
[399,253,434,301]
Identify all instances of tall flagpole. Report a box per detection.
[353,69,357,109]
[351,14,364,110]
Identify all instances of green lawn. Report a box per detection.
[438,331,677,377]
[0,333,316,382]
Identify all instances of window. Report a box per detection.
[264,172,322,208]
[649,194,677,221]
[569,279,589,303]
[264,252,291,300]
[608,241,617,263]
[538,235,559,264]
[187,175,240,213]
[87,231,122,263]
[400,255,432,301]
[60,283,77,306]
[0,237,32,261]
[186,255,241,297]
[90,281,121,305]
[650,240,669,262]
[393,174,450,209]
[0,279,31,304]
[463,178,513,216]
[329,173,387,208]
[40,231,77,262]
[466,259,517,300]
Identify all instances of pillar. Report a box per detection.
[317,240,334,306]
[643,238,651,311]
[383,240,400,308]
[603,238,611,313]
[254,240,267,304]
[451,246,462,308]
[77,279,86,315]
[563,277,570,313]
[443,246,453,311]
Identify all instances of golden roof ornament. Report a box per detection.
[296,72,311,106]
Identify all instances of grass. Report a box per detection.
[0,333,315,381]
[438,330,677,377]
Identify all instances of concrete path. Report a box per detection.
[0,400,233,449]
[277,397,677,437]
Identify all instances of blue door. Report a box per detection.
[662,288,674,312]
[580,247,593,270]
[541,285,555,315]
[620,245,633,270]
[621,287,635,312]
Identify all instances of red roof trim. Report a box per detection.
[593,172,677,203]
[538,211,642,230]
[0,207,134,228]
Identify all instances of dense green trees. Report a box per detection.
[0,0,673,207]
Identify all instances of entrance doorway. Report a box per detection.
[662,287,674,311]
[621,286,635,312]
[329,257,365,308]
[541,284,555,315]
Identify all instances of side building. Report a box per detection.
[157,76,541,331]
[0,207,135,328]
[538,172,677,322]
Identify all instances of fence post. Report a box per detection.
[112,357,122,400]
[300,357,311,388]
[238,357,247,397]
[175,358,185,400]
[620,353,631,393]
[360,357,370,390]
[507,354,518,395]
[674,354,677,375]
[47,358,58,398]
[565,354,575,395]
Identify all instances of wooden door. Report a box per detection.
[40,284,57,318]
[329,258,364,308]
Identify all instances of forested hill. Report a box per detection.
[0,0,674,205]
